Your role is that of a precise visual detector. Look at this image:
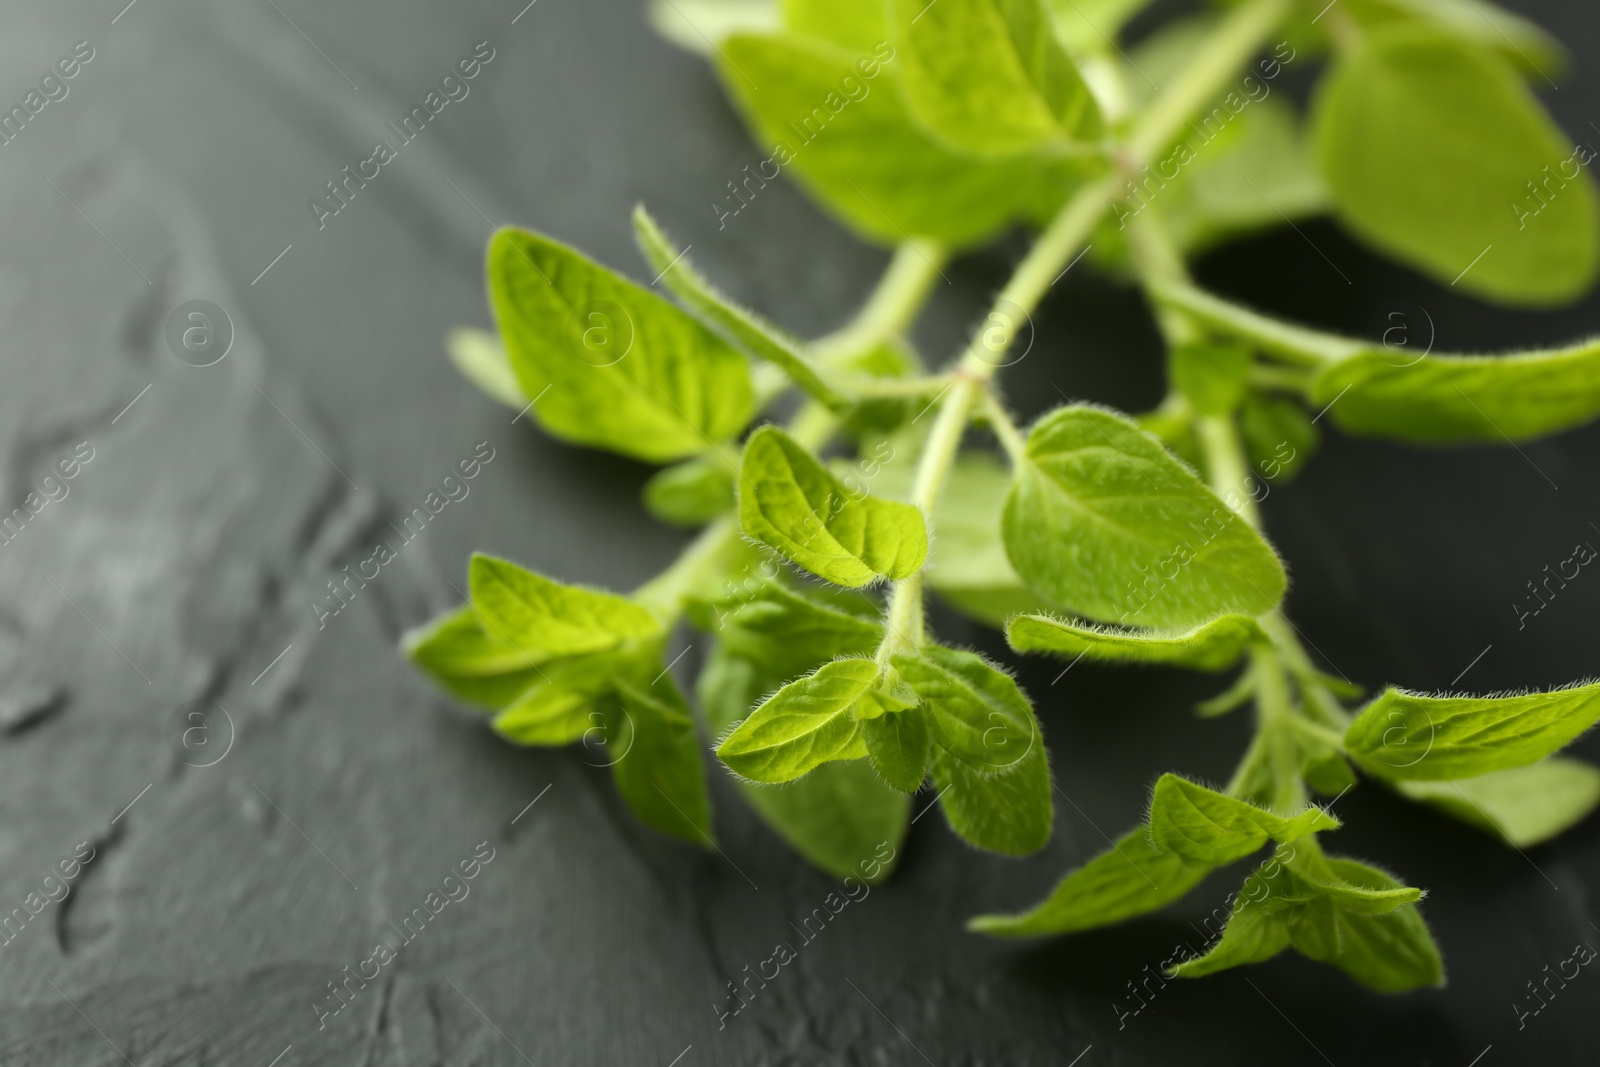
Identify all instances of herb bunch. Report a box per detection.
[404,0,1600,992]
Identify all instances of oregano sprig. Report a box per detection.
[402,0,1600,993]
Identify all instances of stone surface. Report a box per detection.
[0,1,1597,1064]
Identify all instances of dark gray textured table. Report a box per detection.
[1,0,1598,1063]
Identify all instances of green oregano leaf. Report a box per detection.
[969,827,1211,936]
[1344,681,1600,781]
[1007,612,1267,672]
[929,742,1054,856]
[781,0,887,51]
[687,577,885,682]
[893,646,1040,777]
[488,228,756,461]
[1171,895,1291,978]
[1289,858,1443,992]
[715,32,1083,247]
[1313,25,1598,305]
[1310,339,1600,443]
[607,674,715,846]
[700,645,909,881]
[468,553,662,658]
[643,455,737,526]
[716,657,877,782]
[632,205,850,412]
[1002,404,1287,628]
[1148,774,1339,865]
[889,0,1103,156]
[446,328,523,408]
[1170,341,1251,417]
[402,603,545,709]
[490,651,634,746]
[1392,757,1600,847]
[859,704,932,793]
[738,425,928,587]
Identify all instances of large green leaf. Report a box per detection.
[1002,405,1286,627]
[716,657,877,782]
[1342,0,1565,78]
[889,0,1102,156]
[1313,26,1598,305]
[1007,612,1266,671]
[488,228,755,461]
[738,426,928,587]
[700,646,909,881]
[715,32,1084,247]
[1310,338,1600,443]
[632,206,849,411]
[468,554,662,658]
[781,0,887,50]
[491,651,633,746]
[1149,775,1339,865]
[969,827,1211,936]
[1345,681,1600,781]
[1393,758,1600,847]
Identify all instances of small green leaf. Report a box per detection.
[607,675,715,846]
[1007,612,1266,672]
[1002,405,1287,628]
[1310,338,1600,443]
[1313,26,1598,305]
[643,456,736,526]
[716,33,1084,247]
[1393,758,1600,847]
[1149,774,1338,865]
[446,328,523,408]
[1240,392,1317,482]
[889,0,1102,156]
[632,206,850,412]
[687,577,884,681]
[781,0,887,52]
[860,705,931,793]
[1345,681,1600,781]
[1287,855,1423,915]
[488,228,755,462]
[893,646,1040,776]
[700,646,909,881]
[1292,859,1443,992]
[1171,896,1291,978]
[402,604,545,709]
[468,554,662,658]
[930,742,1054,856]
[739,425,928,587]
[716,657,877,782]
[491,651,632,746]
[1170,341,1251,417]
[969,827,1211,936]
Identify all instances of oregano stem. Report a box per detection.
[879,376,981,662]
[982,389,1029,466]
